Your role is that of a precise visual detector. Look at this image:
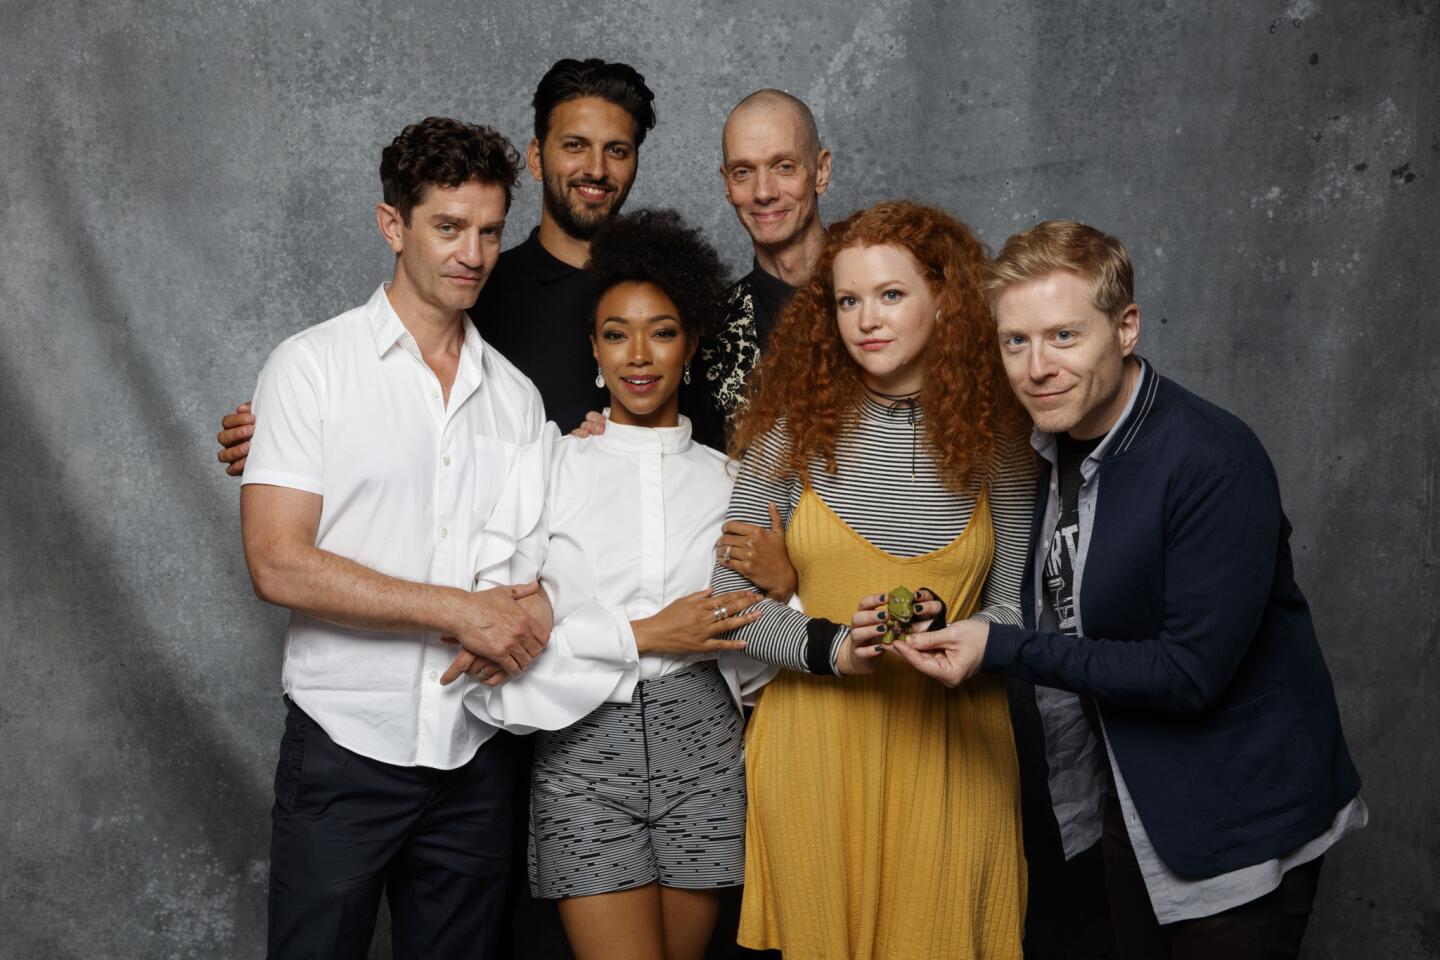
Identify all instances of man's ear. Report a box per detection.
[376,203,404,255]
[814,148,833,197]
[527,138,544,183]
[1116,303,1141,357]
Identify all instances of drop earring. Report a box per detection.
[683,363,692,385]
[595,367,605,388]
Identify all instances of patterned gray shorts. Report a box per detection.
[528,660,746,899]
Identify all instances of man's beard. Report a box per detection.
[541,170,630,241]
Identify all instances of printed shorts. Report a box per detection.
[528,660,746,898]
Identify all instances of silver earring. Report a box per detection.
[683,363,692,385]
[595,367,605,388]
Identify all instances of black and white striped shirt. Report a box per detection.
[713,395,1035,672]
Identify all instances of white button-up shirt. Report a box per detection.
[242,283,544,769]
[466,416,775,735]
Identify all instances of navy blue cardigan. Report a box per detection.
[985,364,1360,878]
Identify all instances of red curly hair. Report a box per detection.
[731,200,1028,492]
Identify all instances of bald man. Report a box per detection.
[700,89,832,423]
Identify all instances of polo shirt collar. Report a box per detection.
[595,410,694,455]
[513,227,581,285]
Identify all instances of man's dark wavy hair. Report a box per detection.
[585,209,729,340]
[379,117,521,223]
[532,58,657,148]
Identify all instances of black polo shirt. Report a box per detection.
[470,228,605,433]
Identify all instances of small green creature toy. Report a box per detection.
[881,585,916,644]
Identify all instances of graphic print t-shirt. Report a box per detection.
[1038,433,1103,637]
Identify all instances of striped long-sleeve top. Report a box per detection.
[712,395,1036,672]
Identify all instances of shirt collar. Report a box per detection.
[1030,357,1150,467]
[514,227,583,285]
[367,283,408,356]
[367,281,488,375]
[594,410,694,454]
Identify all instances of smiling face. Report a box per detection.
[591,281,696,428]
[529,96,639,241]
[720,102,831,251]
[377,178,508,317]
[832,243,937,395]
[993,269,1140,439]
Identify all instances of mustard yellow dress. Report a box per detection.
[737,488,1026,960]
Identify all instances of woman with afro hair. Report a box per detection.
[711,200,1037,959]
[460,208,783,960]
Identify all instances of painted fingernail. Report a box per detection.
[873,645,885,654]
[876,611,887,621]
[878,594,886,602]
[913,603,924,613]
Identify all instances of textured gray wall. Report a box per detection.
[2,1,1435,956]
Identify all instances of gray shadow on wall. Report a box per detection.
[0,107,282,959]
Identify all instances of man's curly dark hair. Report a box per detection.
[380,116,521,223]
[584,208,730,340]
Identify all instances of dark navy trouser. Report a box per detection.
[267,697,513,960]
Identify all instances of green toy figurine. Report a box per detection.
[881,586,916,643]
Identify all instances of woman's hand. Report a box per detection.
[838,589,944,677]
[848,589,945,644]
[890,620,990,688]
[715,502,798,601]
[632,588,764,655]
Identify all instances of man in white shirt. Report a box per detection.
[240,116,549,960]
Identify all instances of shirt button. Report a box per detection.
[439,527,448,540]
[428,670,439,682]
[442,454,451,467]
[432,387,440,399]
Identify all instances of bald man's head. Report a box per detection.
[719,89,831,254]
[723,89,822,161]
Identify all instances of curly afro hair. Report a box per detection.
[584,208,730,341]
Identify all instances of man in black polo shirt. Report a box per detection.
[473,58,655,434]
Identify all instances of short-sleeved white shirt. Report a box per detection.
[242,283,545,768]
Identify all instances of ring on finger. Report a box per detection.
[712,605,729,621]
[722,545,733,563]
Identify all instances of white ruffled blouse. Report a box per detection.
[465,415,776,735]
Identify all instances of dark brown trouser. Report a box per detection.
[1102,796,1324,960]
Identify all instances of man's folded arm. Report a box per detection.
[241,483,545,675]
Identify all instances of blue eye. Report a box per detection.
[1054,330,1076,343]
[837,296,857,309]
[882,289,903,302]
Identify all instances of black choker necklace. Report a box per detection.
[864,389,921,479]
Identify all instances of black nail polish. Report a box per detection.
[913,603,924,613]
[878,594,886,602]
[876,610,887,621]
[873,645,885,654]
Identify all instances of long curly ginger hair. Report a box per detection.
[730,200,1028,492]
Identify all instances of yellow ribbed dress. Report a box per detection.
[737,488,1026,960]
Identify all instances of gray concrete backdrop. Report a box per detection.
[1,0,1435,956]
